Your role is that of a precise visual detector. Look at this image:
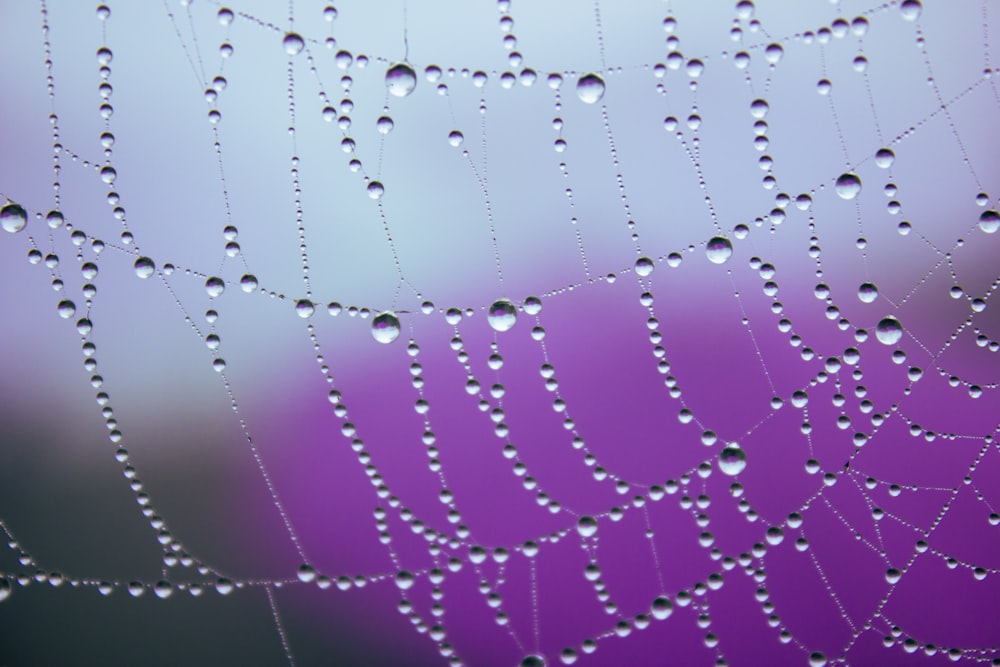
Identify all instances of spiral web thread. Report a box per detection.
[1,0,1000,665]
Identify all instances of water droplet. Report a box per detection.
[395,570,415,590]
[718,445,747,476]
[386,62,417,97]
[520,656,546,667]
[750,98,769,119]
[979,210,1000,234]
[874,148,895,169]
[634,256,654,277]
[576,516,598,538]
[367,180,385,199]
[858,282,879,303]
[127,581,145,597]
[651,595,673,620]
[0,578,10,602]
[900,0,922,21]
[706,236,733,264]
[372,311,401,344]
[297,564,317,583]
[296,299,315,318]
[764,43,784,64]
[875,317,903,345]
[488,299,517,332]
[205,276,225,298]
[885,568,902,584]
[240,274,258,292]
[523,296,542,315]
[154,580,174,599]
[100,166,117,184]
[46,210,64,229]
[0,203,27,233]
[376,115,394,134]
[283,32,305,56]
[217,7,233,25]
[448,130,464,147]
[57,300,76,319]
[735,1,755,20]
[576,73,605,104]
[835,173,862,200]
[134,257,155,279]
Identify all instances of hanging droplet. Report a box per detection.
[519,656,546,667]
[295,299,315,318]
[808,653,828,667]
[385,62,417,97]
[750,98,769,119]
[57,300,76,319]
[134,256,156,279]
[634,256,654,277]
[376,115,394,134]
[205,276,225,298]
[979,210,1000,234]
[488,299,517,332]
[718,445,747,476]
[858,282,879,303]
[764,43,784,64]
[367,180,385,199]
[651,595,673,620]
[0,203,27,233]
[371,311,401,344]
[835,173,862,200]
[900,0,922,21]
[46,210,64,229]
[705,236,733,264]
[240,274,258,292]
[0,577,10,602]
[154,580,174,599]
[448,130,464,147]
[576,516,598,538]
[576,73,605,104]
[874,148,895,169]
[394,570,415,590]
[283,32,305,56]
[875,317,903,345]
[297,564,316,583]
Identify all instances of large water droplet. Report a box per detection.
[295,299,315,318]
[205,276,225,298]
[979,210,1000,234]
[0,577,11,602]
[651,595,673,620]
[858,282,879,303]
[488,299,517,332]
[0,203,27,233]
[706,236,733,264]
[386,62,417,97]
[240,274,258,292]
[900,0,922,21]
[576,516,598,538]
[367,180,385,199]
[372,311,401,344]
[283,32,305,56]
[875,317,903,345]
[718,445,747,476]
[835,173,862,200]
[576,73,605,104]
[634,256,654,277]
[134,256,155,279]
[520,656,546,667]
[874,148,895,169]
[809,653,828,667]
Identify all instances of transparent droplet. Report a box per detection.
[57,300,76,319]
[297,564,316,583]
[134,256,155,279]
[283,32,305,56]
[858,282,879,303]
[448,130,464,147]
[386,62,417,97]
[835,173,862,200]
[0,203,27,233]
[376,116,394,134]
[520,656,546,667]
[217,7,233,25]
[154,580,174,599]
[634,256,654,277]
[651,595,674,620]
[367,180,385,199]
[371,311,401,344]
[885,568,902,584]
[979,210,1000,234]
[205,276,225,298]
[240,274,258,292]
[764,43,784,64]
[0,577,10,602]
[576,73,605,104]
[576,516,598,538]
[875,317,903,345]
[900,0,922,21]
[46,210,64,229]
[395,570,415,590]
[706,236,733,264]
[523,296,542,315]
[809,653,828,667]
[750,98,769,119]
[295,299,315,318]
[488,299,517,332]
[718,445,747,476]
[874,148,895,169]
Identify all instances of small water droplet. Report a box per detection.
[651,595,673,620]
[448,130,464,147]
[979,210,1000,234]
[239,274,258,292]
[835,173,862,200]
[134,257,155,279]
[634,256,654,277]
[154,580,174,599]
[764,43,784,64]
[283,32,305,56]
[576,73,605,104]
[367,180,385,199]
[386,62,417,97]
[858,282,879,303]
[0,203,27,233]
[750,98,769,119]
[706,236,733,264]
[205,276,225,298]
[875,317,903,345]
[488,299,517,332]
[576,516,598,538]
[900,0,922,21]
[520,656,546,667]
[874,148,895,169]
[57,300,76,319]
[296,299,315,318]
[395,570,415,590]
[372,311,401,344]
[718,445,747,475]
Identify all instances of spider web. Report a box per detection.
[1,0,1000,665]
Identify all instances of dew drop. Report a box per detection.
[706,236,733,264]
[809,652,828,667]
[979,210,1000,234]
[634,256,654,277]
[46,210,64,229]
[295,299,315,318]
[764,43,784,64]
[750,98,769,119]
[134,257,155,279]
[205,276,225,298]
[367,180,385,199]
[874,148,895,169]
[576,516,598,538]
[718,445,747,476]
[835,173,862,200]
[0,203,27,233]
[240,274,258,292]
[57,300,76,319]
[858,282,879,303]
[100,166,117,185]
[395,570,415,590]
[372,311,401,344]
[885,568,902,584]
[297,564,317,583]
[520,656,546,667]
[448,130,464,147]
[576,73,605,104]
[386,62,417,97]
[875,317,903,345]
[283,32,305,56]
[488,299,517,332]
[651,595,674,620]
[900,0,922,21]
[154,580,174,599]
[0,578,10,602]
[376,115,394,134]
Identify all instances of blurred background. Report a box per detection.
[1,0,999,665]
